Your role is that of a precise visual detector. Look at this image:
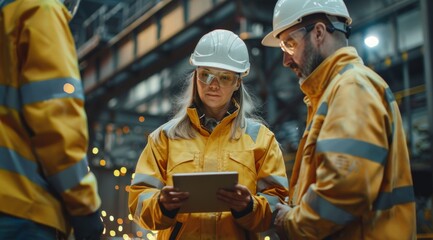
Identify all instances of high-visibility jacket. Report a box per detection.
[282,47,416,239]
[129,105,289,240]
[0,0,101,234]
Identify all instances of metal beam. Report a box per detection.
[83,0,121,5]
[351,0,418,30]
[420,0,433,195]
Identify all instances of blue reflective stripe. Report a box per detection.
[306,102,328,131]
[245,118,261,143]
[338,64,354,75]
[21,77,84,105]
[0,85,20,110]
[46,156,89,193]
[316,139,388,165]
[373,186,415,210]
[134,191,157,221]
[131,173,164,189]
[0,147,49,190]
[316,102,328,116]
[304,187,355,225]
[257,175,288,192]
[384,88,396,142]
[0,0,15,9]
[257,192,280,212]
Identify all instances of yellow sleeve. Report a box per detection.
[17,0,100,216]
[236,124,289,232]
[128,131,177,230]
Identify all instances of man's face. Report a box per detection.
[279,23,325,82]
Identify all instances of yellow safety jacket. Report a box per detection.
[0,0,101,234]
[282,47,416,239]
[129,104,289,239]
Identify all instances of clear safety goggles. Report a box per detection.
[196,68,239,87]
[280,23,315,55]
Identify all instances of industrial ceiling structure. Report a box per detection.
[68,0,433,238]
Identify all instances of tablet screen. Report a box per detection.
[172,171,238,213]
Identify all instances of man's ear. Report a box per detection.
[314,22,327,43]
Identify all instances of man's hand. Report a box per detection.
[274,203,291,227]
[217,184,251,212]
[70,210,104,240]
[158,186,189,211]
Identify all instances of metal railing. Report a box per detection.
[75,0,160,48]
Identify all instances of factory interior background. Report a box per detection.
[68,0,433,239]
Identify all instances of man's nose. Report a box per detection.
[283,52,293,67]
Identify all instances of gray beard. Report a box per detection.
[300,37,325,82]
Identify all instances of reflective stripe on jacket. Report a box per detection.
[129,105,289,239]
[0,0,101,233]
[283,47,416,239]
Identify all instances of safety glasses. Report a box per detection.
[196,68,239,87]
[280,23,316,55]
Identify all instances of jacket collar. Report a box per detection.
[300,47,362,100]
[187,99,240,134]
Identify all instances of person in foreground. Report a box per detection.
[128,29,289,239]
[262,0,416,239]
[0,0,103,239]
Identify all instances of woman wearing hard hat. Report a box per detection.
[129,29,289,239]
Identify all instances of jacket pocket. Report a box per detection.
[225,151,256,174]
[167,151,197,173]
[226,151,256,187]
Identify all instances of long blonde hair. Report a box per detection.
[151,71,263,142]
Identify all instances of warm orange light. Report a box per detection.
[99,159,106,166]
[63,83,75,94]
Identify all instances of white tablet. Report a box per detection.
[172,171,238,213]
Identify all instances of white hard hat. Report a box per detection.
[262,0,352,47]
[60,0,81,18]
[190,29,250,77]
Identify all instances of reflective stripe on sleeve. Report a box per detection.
[21,77,84,105]
[307,102,328,131]
[304,187,355,225]
[46,156,89,193]
[0,85,20,110]
[373,186,415,210]
[131,173,164,189]
[257,175,289,192]
[134,191,157,221]
[384,88,396,141]
[0,0,15,9]
[316,138,388,165]
[257,192,280,212]
[0,147,49,189]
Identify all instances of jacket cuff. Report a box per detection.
[158,201,179,218]
[231,196,254,218]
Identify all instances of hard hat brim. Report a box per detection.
[261,30,283,47]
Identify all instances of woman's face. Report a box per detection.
[196,67,240,118]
